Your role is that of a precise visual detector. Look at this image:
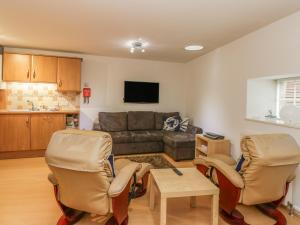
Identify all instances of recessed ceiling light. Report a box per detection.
[184,45,204,51]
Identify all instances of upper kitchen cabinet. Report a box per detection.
[31,55,57,83]
[57,57,81,92]
[3,53,31,82]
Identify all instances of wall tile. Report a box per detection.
[2,82,79,110]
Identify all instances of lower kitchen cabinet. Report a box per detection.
[30,114,66,150]
[0,114,31,152]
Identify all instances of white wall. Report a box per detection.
[80,55,187,129]
[5,48,187,129]
[247,78,277,119]
[185,11,300,209]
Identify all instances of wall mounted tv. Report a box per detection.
[124,81,159,103]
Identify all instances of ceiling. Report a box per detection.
[1,0,300,63]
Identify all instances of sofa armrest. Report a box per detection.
[93,121,101,131]
[194,156,244,188]
[108,163,141,198]
[187,124,203,134]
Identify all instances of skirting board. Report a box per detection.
[0,150,45,160]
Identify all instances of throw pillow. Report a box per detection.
[163,116,181,131]
[179,117,189,132]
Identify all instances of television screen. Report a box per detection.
[124,81,159,103]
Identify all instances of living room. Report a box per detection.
[1,1,300,225]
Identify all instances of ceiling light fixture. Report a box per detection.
[127,38,148,53]
[184,45,204,51]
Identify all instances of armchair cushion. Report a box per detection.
[108,162,141,197]
[194,156,244,189]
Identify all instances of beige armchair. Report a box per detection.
[45,129,151,225]
[194,134,300,225]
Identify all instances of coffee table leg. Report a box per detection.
[149,175,155,210]
[160,197,167,225]
[211,194,219,225]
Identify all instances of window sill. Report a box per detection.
[245,117,300,130]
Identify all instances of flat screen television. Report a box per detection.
[124,81,159,103]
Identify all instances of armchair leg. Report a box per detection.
[220,209,249,225]
[256,182,289,225]
[132,172,150,198]
[256,204,286,225]
[53,185,84,225]
[57,215,69,225]
[215,170,249,225]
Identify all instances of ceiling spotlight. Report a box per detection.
[127,38,148,53]
[184,45,204,51]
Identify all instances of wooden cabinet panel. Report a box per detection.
[3,53,31,82]
[0,115,30,152]
[32,55,57,83]
[30,114,65,150]
[57,57,81,92]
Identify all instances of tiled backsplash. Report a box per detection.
[1,82,80,110]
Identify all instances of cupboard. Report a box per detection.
[57,57,81,92]
[30,114,66,150]
[0,113,66,154]
[31,55,57,83]
[3,53,31,82]
[2,52,81,91]
[0,114,31,151]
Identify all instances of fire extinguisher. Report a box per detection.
[83,84,91,104]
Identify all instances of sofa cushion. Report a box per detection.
[128,111,155,130]
[163,131,195,148]
[155,112,179,130]
[109,131,134,144]
[131,130,163,143]
[99,112,127,132]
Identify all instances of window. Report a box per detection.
[277,78,300,115]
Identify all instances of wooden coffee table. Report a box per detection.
[149,167,219,225]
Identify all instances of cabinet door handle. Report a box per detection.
[33,70,36,79]
[27,69,30,79]
[59,80,62,87]
[25,118,30,127]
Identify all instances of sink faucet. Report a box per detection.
[27,100,36,111]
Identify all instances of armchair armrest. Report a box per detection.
[194,156,244,189]
[108,163,141,197]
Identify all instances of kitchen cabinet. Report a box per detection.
[57,57,81,92]
[3,53,31,82]
[30,114,66,150]
[31,55,57,83]
[0,114,30,151]
[2,53,81,89]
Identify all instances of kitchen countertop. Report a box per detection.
[0,109,80,114]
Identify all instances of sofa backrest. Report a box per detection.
[128,111,155,130]
[99,112,127,132]
[154,112,179,130]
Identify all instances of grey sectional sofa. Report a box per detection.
[93,111,202,161]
